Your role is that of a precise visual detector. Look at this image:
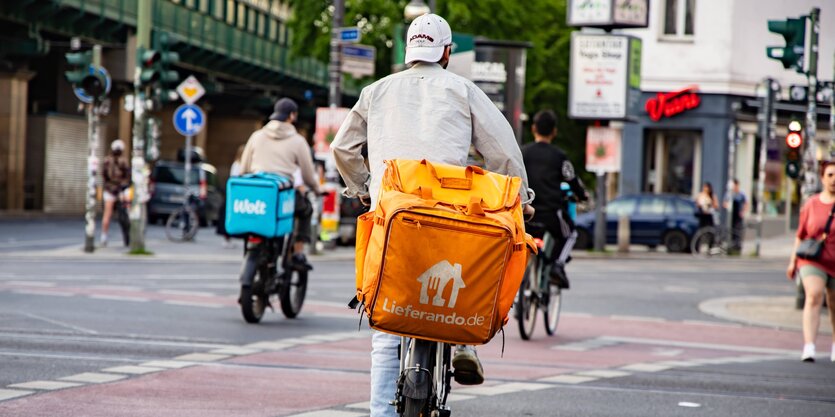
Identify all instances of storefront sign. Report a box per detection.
[567,0,649,29]
[645,86,700,121]
[569,34,642,120]
[585,127,622,173]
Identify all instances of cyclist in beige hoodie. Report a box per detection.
[241,97,322,270]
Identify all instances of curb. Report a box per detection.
[699,295,831,334]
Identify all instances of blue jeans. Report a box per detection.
[370,331,400,417]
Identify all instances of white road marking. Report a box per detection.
[244,341,295,350]
[619,363,672,372]
[456,382,551,397]
[599,336,796,355]
[101,366,165,375]
[173,353,229,362]
[537,375,599,384]
[12,290,73,297]
[344,401,370,410]
[575,369,631,379]
[0,389,33,401]
[88,285,142,291]
[139,360,195,369]
[210,347,261,356]
[60,373,127,384]
[18,312,99,334]
[3,281,56,287]
[8,380,82,390]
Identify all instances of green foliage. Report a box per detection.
[287,0,588,174]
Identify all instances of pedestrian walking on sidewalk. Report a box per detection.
[787,161,835,362]
[100,139,131,247]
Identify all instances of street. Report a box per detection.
[0,220,833,417]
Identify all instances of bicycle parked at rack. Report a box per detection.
[394,337,453,417]
[515,222,562,340]
[690,222,742,257]
[165,193,200,242]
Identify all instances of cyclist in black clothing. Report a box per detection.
[522,110,588,288]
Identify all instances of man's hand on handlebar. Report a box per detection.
[359,194,371,207]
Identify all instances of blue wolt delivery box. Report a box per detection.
[225,173,295,238]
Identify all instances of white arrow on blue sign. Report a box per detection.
[173,104,205,137]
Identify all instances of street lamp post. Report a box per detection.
[329,0,344,108]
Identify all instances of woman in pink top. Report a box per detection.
[787,161,835,362]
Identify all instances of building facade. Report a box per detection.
[616,0,833,224]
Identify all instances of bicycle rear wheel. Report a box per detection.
[543,283,562,336]
[691,228,719,257]
[240,253,269,323]
[516,257,539,340]
[166,207,199,242]
[279,268,307,318]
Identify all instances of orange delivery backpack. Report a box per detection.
[351,159,536,345]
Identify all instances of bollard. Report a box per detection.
[617,215,630,253]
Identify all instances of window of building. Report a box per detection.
[663,0,695,38]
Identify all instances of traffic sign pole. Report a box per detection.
[801,7,820,202]
[184,135,192,197]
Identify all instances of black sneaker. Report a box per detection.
[291,253,313,271]
[452,345,484,385]
[549,263,570,289]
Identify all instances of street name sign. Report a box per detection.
[176,75,205,104]
[173,104,205,136]
[341,44,376,78]
[337,27,361,43]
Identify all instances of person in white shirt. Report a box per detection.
[331,13,533,417]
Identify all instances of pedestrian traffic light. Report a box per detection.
[138,47,161,86]
[64,50,109,101]
[785,119,802,179]
[766,17,806,73]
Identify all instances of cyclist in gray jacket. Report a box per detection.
[331,13,533,417]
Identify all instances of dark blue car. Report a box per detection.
[574,194,700,253]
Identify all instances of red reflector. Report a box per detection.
[534,238,545,249]
[323,192,336,213]
[247,236,263,244]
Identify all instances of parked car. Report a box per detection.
[148,159,224,226]
[574,194,700,253]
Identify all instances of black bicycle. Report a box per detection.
[238,232,308,322]
[515,223,562,340]
[394,337,453,417]
[165,193,200,242]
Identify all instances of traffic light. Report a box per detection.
[64,50,109,101]
[766,17,806,73]
[138,47,161,86]
[785,119,802,179]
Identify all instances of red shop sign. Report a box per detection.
[645,86,700,121]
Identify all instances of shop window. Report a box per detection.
[663,0,695,39]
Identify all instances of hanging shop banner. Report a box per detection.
[567,0,649,29]
[569,33,642,120]
[585,126,622,174]
[314,107,350,154]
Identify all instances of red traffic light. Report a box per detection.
[786,132,802,149]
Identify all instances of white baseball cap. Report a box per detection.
[404,13,452,65]
[111,139,125,151]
